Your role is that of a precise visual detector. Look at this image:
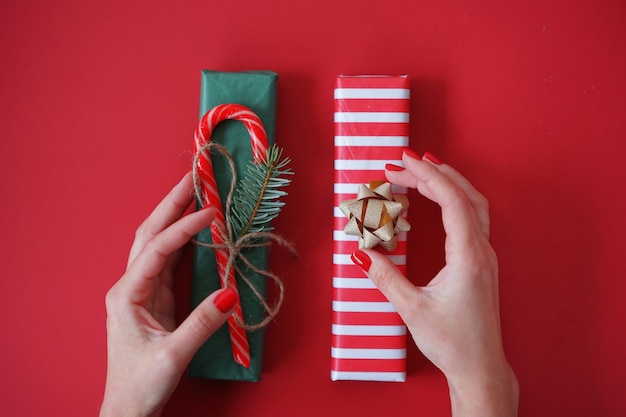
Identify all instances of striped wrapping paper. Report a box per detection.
[331,75,410,382]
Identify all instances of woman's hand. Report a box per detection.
[351,151,518,417]
[100,172,237,417]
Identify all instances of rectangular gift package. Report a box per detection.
[189,70,277,381]
[332,75,410,382]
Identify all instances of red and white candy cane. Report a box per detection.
[193,103,269,368]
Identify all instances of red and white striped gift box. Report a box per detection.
[331,75,410,382]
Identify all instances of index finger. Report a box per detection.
[123,207,217,304]
[386,155,483,254]
[128,172,197,267]
[432,163,490,239]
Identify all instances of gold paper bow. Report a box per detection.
[340,181,411,251]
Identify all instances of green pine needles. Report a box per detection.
[228,145,293,240]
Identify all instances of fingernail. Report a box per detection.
[423,151,443,165]
[403,148,422,160]
[351,250,372,272]
[385,163,405,172]
[214,287,238,313]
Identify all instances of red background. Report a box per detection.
[1,1,625,416]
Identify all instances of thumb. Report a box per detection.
[168,287,237,365]
[352,249,417,316]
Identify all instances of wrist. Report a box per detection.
[446,359,519,417]
[100,407,163,417]
[100,395,163,417]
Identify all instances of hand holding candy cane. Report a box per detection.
[100,173,237,417]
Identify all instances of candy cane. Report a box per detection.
[193,103,269,368]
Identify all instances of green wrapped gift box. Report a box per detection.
[189,70,277,381]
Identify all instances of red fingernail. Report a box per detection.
[423,151,443,165]
[403,148,422,160]
[385,163,405,172]
[351,250,372,272]
[214,287,238,313]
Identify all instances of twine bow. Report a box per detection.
[192,142,297,330]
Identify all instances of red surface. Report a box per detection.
[1,1,625,416]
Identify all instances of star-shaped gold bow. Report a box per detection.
[339,181,411,251]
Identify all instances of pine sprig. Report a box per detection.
[228,145,293,239]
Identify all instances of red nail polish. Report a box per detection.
[385,163,405,171]
[423,151,443,165]
[403,148,422,160]
[351,250,372,272]
[214,287,238,313]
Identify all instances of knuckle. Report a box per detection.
[455,188,473,209]
[370,264,396,293]
[134,222,147,239]
[104,285,120,313]
[464,241,499,279]
[143,236,166,259]
[134,222,155,243]
[398,292,422,325]
[486,245,499,273]
[153,346,182,373]
[476,192,490,213]
[189,308,217,336]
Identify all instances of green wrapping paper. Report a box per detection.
[189,70,277,381]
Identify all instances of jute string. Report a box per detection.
[192,142,297,330]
